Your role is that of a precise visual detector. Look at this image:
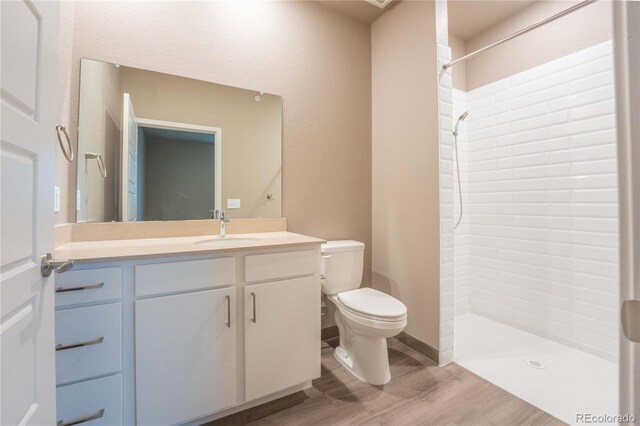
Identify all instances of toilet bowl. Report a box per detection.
[321,241,407,385]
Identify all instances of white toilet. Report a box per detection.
[321,240,407,385]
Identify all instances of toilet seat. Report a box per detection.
[336,303,408,332]
[336,288,407,322]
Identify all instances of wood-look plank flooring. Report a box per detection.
[209,338,565,426]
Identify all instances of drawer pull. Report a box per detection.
[56,336,104,351]
[251,292,257,323]
[226,295,231,328]
[56,282,105,293]
[57,408,105,426]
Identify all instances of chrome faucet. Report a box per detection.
[220,211,230,237]
[211,210,230,237]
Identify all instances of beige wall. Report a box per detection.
[76,59,121,222]
[56,1,373,288]
[449,33,466,91]
[119,66,282,220]
[464,0,612,90]
[372,1,441,350]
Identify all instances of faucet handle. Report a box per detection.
[220,211,229,223]
[209,209,220,219]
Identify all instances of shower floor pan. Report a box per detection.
[454,313,618,425]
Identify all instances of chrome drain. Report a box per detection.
[525,359,546,369]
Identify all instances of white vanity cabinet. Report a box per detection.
[54,240,321,426]
[244,276,320,400]
[243,250,321,401]
[54,266,124,426]
[135,287,237,425]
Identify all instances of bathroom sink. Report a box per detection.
[195,237,261,246]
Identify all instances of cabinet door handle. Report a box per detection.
[56,336,104,351]
[57,408,105,426]
[226,295,231,328]
[56,282,104,293]
[251,292,257,323]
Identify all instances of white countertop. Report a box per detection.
[54,231,325,264]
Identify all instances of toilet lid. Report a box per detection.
[337,288,407,319]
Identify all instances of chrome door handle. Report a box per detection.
[251,292,256,323]
[56,336,104,351]
[56,282,104,293]
[41,253,74,277]
[226,295,231,328]
[57,408,105,426]
[621,300,640,343]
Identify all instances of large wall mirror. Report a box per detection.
[76,58,282,223]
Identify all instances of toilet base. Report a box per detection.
[334,345,388,385]
[326,293,406,386]
[334,312,396,386]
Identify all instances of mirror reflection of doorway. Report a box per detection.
[139,126,218,221]
[121,93,222,221]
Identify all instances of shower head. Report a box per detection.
[453,111,469,137]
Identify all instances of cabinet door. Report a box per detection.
[135,287,236,425]
[244,276,320,401]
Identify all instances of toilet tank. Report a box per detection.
[320,240,365,295]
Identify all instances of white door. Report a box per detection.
[121,93,138,221]
[614,0,640,420]
[244,276,320,401]
[135,287,237,425]
[0,1,59,425]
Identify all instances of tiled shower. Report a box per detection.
[451,41,619,422]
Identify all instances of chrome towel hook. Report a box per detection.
[85,152,107,178]
[55,125,74,162]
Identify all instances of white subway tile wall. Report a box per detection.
[452,41,618,361]
[438,44,454,366]
[453,89,470,318]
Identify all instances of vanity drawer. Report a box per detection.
[57,374,122,426]
[245,250,319,283]
[56,303,122,385]
[55,267,122,308]
[135,257,236,297]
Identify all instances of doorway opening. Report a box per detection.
[136,122,221,221]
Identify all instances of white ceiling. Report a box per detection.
[448,0,536,41]
[317,0,536,40]
[317,0,388,24]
